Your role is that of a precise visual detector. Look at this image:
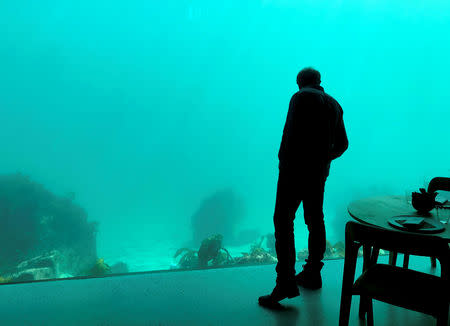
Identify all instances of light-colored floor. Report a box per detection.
[0,254,445,326]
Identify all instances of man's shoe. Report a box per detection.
[258,283,300,307]
[295,270,322,289]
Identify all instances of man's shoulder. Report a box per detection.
[323,92,343,112]
[320,90,336,102]
[298,87,324,96]
[291,88,343,112]
[291,88,322,101]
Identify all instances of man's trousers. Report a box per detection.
[273,168,327,284]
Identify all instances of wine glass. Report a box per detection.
[404,190,412,206]
[436,204,450,224]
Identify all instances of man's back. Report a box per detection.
[278,85,348,176]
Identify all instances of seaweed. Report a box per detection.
[84,258,111,277]
[174,248,198,269]
[173,234,233,269]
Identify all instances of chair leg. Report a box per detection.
[371,247,380,265]
[339,292,353,326]
[339,244,359,326]
[403,254,410,269]
[431,257,437,268]
[436,315,448,326]
[359,245,371,318]
[436,303,449,326]
[366,298,374,326]
[389,251,398,266]
[359,297,369,319]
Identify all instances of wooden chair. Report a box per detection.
[339,221,450,326]
[392,177,450,268]
[429,177,450,193]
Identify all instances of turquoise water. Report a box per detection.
[0,1,449,275]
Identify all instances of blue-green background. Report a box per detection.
[1,0,449,271]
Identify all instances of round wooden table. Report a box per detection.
[347,195,450,242]
[346,195,450,320]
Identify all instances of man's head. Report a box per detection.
[296,67,321,88]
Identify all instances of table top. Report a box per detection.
[347,195,450,242]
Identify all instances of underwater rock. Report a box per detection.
[10,250,98,281]
[211,250,230,266]
[190,189,245,247]
[0,173,98,277]
[110,262,129,274]
[324,240,347,259]
[16,250,60,274]
[264,233,276,256]
[234,246,277,265]
[325,240,334,257]
[297,249,309,261]
[333,241,345,258]
[11,271,34,283]
[173,234,281,269]
[234,240,278,266]
[249,233,277,256]
[12,267,55,282]
[174,234,233,269]
[319,243,378,259]
[57,247,97,277]
[297,240,349,261]
[58,273,74,279]
[198,234,223,267]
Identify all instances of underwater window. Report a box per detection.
[0,0,449,284]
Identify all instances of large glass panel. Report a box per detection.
[0,0,449,283]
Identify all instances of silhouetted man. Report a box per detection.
[259,67,348,306]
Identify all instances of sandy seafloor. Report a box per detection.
[98,241,273,273]
[95,233,323,274]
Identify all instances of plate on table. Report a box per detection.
[388,215,445,233]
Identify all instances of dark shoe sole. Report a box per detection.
[258,288,300,306]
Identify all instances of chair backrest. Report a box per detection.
[428,177,450,193]
[345,221,450,277]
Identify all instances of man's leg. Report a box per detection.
[273,169,302,285]
[296,176,326,289]
[259,169,301,305]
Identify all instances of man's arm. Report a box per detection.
[278,93,298,162]
[330,108,348,160]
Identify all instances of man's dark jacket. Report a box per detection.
[278,85,348,177]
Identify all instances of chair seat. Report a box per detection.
[353,264,449,316]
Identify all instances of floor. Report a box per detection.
[0,255,445,326]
